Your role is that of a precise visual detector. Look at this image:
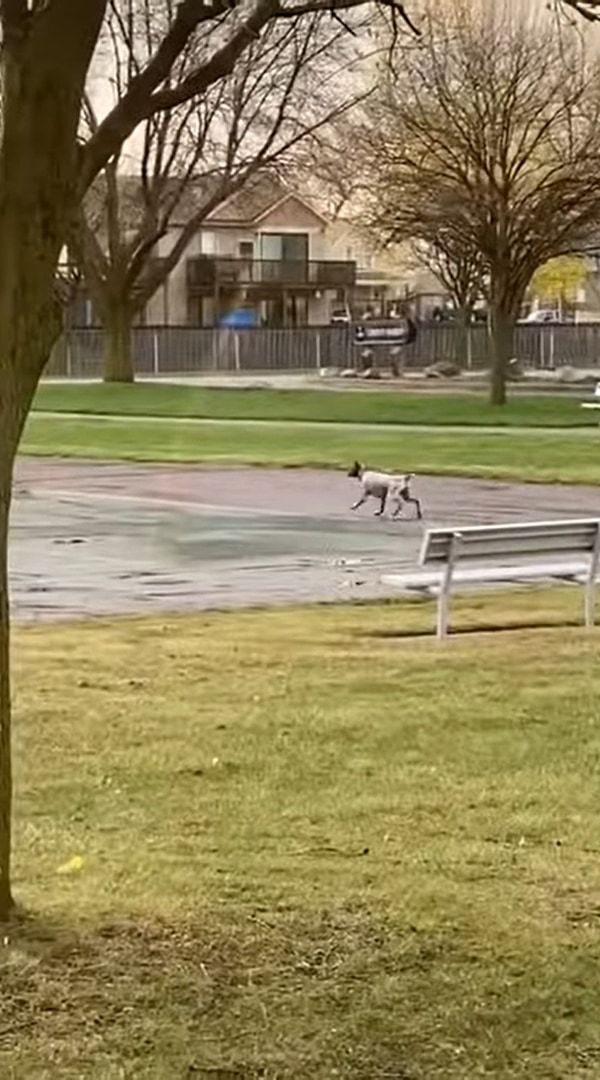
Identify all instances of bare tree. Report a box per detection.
[72,0,364,382]
[366,1,600,403]
[0,0,420,920]
[412,238,486,361]
[288,112,375,220]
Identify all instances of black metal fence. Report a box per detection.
[45,322,600,378]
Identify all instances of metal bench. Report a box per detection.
[581,381,600,413]
[382,518,600,639]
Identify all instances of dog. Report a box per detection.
[347,461,422,519]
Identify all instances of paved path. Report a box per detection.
[10,458,600,621]
[32,410,599,436]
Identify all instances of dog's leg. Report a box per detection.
[351,495,367,511]
[391,499,403,519]
[374,491,387,517]
[403,493,422,520]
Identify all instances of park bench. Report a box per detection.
[381,518,600,639]
[580,380,600,415]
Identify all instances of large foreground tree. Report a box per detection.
[0,0,420,920]
[366,0,600,403]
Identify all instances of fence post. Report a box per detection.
[550,327,555,369]
[65,332,73,379]
[152,331,160,376]
[466,324,472,370]
[315,330,322,371]
[234,331,241,373]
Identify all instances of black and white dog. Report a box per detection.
[347,461,422,519]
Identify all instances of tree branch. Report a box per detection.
[562,0,600,20]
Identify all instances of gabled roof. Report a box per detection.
[83,170,329,234]
[204,174,328,227]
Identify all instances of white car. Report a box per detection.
[330,308,351,324]
[519,309,560,324]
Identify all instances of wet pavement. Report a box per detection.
[10,458,600,620]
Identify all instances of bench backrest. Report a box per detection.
[420,518,600,566]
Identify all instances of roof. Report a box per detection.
[83,170,329,236]
[205,175,328,227]
[205,174,287,224]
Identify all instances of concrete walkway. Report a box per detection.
[11,458,600,621]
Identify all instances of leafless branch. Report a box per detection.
[72,0,366,333]
[562,0,600,20]
[366,0,600,397]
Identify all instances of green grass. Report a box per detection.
[34,381,594,427]
[5,591,600,1077]
[21,412,600,483]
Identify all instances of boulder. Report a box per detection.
[424,361,461,378]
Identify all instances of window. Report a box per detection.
[259,233,309,262]
[239,241,254,259]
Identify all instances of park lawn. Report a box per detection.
[33,380,593,427]
[4,591,600,1078]
[20,411,600,483]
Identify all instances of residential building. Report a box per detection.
[145,177,355,328]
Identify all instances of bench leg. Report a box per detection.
[585,523,600,629]
[437,587,450,640]
[437,535,460,640]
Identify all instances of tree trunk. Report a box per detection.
[0,2,105,917]
[0,340,61,922]
[489,302,516,406]
[0,454,13,920]
[103,303,135,383]
[454,308,471,366]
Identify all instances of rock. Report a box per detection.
[340,367,359,378]
[556,365,588,384]
[424,361,461,378]
[361,366,381,380]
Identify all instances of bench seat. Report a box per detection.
[382,560,590,594]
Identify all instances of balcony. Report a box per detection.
[187,256,356,291]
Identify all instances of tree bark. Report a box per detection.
[489,302,516,406]
[454,307,471,366]
[0,2,105,917]
[0,454,13,920]
[0,335,63,922]
[103,302,135,383]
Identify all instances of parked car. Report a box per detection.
[330,308,351,325]
[518,308,574,324]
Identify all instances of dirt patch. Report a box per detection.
[0,908,421,1079]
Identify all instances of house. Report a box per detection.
[69,174,434,328]
[146,176,356,328]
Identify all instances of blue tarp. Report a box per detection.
[220,307,258,328]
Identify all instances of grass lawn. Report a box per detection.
[4,591,600,1077]
[21,411,600,484]
[33,381,593,427]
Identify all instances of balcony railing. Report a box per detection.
[187,256,356,290]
